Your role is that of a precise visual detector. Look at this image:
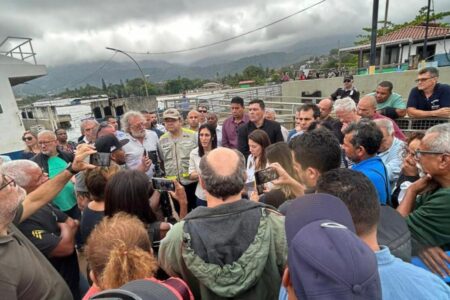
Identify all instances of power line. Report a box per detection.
[123,0,327,55]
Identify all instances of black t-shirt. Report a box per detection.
[331,87,360,103]
[17,204,80,300]
[237,119,284,158]
[80,206,104,246]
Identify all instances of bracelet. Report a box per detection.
[65,163,78,175]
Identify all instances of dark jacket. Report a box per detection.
[237,119,284,158]
[31,149,74,174]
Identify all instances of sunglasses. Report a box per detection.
[343,79,352,83]
[198,110,207,113]
[22,136,33,141]
[0,174,16,191]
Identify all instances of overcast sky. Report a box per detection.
[1,0,449,66]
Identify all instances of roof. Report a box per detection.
[377,25,450,43]
[340,25,450,52]
[238,80,255,84]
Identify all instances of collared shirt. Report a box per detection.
[221,114,249,149]
[237,119,284,158]
[352,156,390,205]
[407,83,450,111]
[376,246,450,299]
[331,87,360,102]
[122,130,160,178]
[372,112,406,141]
[378,137,405,187]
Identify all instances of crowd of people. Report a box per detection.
[1,66,450,299]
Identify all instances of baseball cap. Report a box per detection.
[90,279,186,300]
[94,135,129,153]
[163,108,181,120]
[285,193,381,300]
[343,75,354,81]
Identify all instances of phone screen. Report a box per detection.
[152,178,175,192]
[254,167,279,185]
[89,152,111,167]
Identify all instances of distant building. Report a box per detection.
[339,25,450,73]
[239,80,255,88]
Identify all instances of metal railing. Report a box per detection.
[394,117,450,133]
[0,36,37,64]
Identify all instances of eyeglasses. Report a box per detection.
[415,77,435,83]
[401,148,415,158]
[22,136,33,141]
[0,174,16,191]
[38,140,56,146]
[198,110,207,113]
[343,79,352,83]
[414,149,448,160]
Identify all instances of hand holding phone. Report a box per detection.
[254,167,279,185]
[89,152,111,167]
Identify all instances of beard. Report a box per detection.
[131,128,146,139]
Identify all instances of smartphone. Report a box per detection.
[152,177,175,192]
[254,167,279,185]
[89,152,111,167]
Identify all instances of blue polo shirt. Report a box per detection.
[352,156,390,205]
[407,83,450,111]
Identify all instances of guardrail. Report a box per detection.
[0,36,37,64]
[395,117,450,133]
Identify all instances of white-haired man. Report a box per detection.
[265,108,288,142]
[121,110,160,178]
[78,119,99,145]
[2,160,82,299]
[374,119,405,187]
[0,144,95,300]
[334,97,361,132]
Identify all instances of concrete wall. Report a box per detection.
[282,66,450,100]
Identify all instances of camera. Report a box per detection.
[89,152,111,167]
[152,177,175,192]
[254,167,279,185]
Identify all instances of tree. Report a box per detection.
[355,7,450,45]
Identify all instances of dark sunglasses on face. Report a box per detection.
[22,136,33,141]
[343,79,351,83]
[198,110,207,113]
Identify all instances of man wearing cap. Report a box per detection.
[282,193,381,300]
[407,67,450,118]
[159,147,287,299]
[160,108,197,210]
[316,169,450,299]
[121,111,159,178]
[331,75,360,103]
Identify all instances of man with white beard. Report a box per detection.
[121,111,160,178]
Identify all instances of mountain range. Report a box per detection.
[13,34,355,96]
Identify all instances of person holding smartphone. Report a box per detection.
[189,124,218,207]
[246,129,271,186]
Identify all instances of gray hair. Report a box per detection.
[121,111,145,133]
[373,118,394,136]
[334,97,356,112]
[37,130,57,140]
[80,119,99,132]
[199,150,246,199]
[265,108,276,115]
[0,160,40,188]
[425,123,450,153]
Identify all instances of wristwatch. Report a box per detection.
[65,163,78,175]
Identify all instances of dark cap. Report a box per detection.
[90,279,187,300]
[285,194,381,300]
[344,75,354,81]
[94,135,129,153]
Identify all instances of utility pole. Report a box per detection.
[369,0,380,73]
[382,0,389,35]
[423,0,432,61]
[105,47,149,98]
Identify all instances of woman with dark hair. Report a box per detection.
[21,130,40,159]
[80,165,121,246]
[258,142,300,208]
[391,132,425,208]
[189,123,217,206]
[104,170,173,250]
[246,129,271,183]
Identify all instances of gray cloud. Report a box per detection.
[1,0,448,66]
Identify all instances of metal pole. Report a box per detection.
[105,47,149,98]
[369,0,379,66]
[383,0,389,35]
[423,0,431,61]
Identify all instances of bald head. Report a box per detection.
[357,95,377,119]
[318,98,334,119]
[199,148,246,200]
[1,160,48,193]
